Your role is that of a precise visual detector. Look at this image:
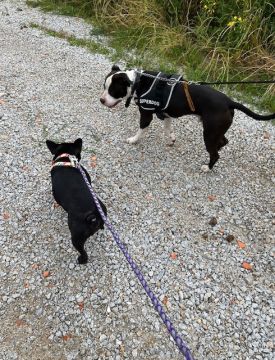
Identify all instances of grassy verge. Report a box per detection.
[27,0,274,113]
[29,23,111,57]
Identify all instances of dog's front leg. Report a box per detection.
[164,117,176,146]
[126,111,153,144]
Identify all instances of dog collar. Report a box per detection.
[125,71,141,108]
[51,153,79,170]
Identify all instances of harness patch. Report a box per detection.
[139,98,160,106]
[135,72,182,119]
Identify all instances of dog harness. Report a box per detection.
[134,72,183,119]
[51,153,78,170]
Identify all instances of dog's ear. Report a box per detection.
[113,72,132,86]
[46,140,59,154]
[112,64,120,72]
[74,138,82,155]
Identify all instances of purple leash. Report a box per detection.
[78,164,194,360]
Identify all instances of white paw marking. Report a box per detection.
[170,133,176,142]
[126,136,138,144]
[167,139,176,147]
[126,129,145,144]
[201,164,210,172]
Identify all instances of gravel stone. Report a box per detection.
[225,234,235,242]
[0,1,274,360]
[209,216,218,226]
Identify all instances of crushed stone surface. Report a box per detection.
[0,1,274,359]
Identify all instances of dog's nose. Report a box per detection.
[100,98,105,104]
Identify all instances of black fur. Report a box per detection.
[108,73,132,99]
[46,138,107,264]
[102,66,275,169]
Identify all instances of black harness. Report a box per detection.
[127,72,182,120]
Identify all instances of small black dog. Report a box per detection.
[46,138,107,264]
[100,65,274,171]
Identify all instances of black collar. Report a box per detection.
[125,71,141,108]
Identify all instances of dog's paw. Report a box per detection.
[165,132,176,146]
[78,255,88,264]
[126,136,138,144]
[201,164,210,173]
[170,133,176,142]
[167,138,176,147]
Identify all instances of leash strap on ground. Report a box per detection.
[77,164,194,360]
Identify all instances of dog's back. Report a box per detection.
[46,138,106,264]
[51,167,98,216]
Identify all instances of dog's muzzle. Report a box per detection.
[100,96,121,108]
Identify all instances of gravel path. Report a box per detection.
[0,1,274,359]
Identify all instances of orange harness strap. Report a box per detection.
[183,81,195,112]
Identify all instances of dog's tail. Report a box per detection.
[230,101,275,121]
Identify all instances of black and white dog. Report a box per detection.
[100,65,274,171]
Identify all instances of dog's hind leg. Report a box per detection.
[202,136,220,171]
[217,111,232,151]
[68,215,88,264]
[201,112,233,171]
[71,234,88,264]
[217,136,228,150]
[126,111,153,144]
[164,117,176,146]
[201,117,221,172]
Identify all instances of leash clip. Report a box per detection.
[68,154,78,167]
[167,78,177,86]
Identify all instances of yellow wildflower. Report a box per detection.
[227,21,236,27]
[238,17,242,22]
[233,16,238,20]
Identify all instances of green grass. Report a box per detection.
[29,23,111,56]
[27,0,275,113]
[27,0,85,17]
